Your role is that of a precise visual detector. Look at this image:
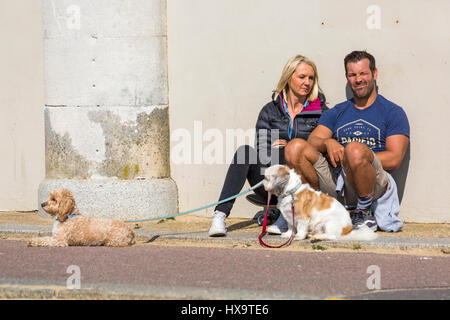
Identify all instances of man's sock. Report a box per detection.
[356,193,374,214]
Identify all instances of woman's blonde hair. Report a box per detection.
[274,54,322,102]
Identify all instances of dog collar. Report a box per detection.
[55,214,78,223]
[280,180,303,199]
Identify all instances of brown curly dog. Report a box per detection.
[28,188,135,247]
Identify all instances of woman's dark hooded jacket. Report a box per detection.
[255,92,328,165]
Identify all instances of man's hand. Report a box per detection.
[308,125,344,167]
[324,138,344,168]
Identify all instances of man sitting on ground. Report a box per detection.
[282,50,410,232]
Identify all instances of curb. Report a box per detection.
[0,278,328,300]
[1,223,449,251]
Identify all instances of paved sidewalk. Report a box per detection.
[0,211,449,300]
[1,211,449,252]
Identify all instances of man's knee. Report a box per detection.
[285,138,308,164]
[284,138,319,167]
[344,142,374,168]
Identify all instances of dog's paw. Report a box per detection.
[27,239,41,247]
[294,233,307,240]
[280,231,293,238]
[27,236,55,247]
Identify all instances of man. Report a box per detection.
[280,50,410,231]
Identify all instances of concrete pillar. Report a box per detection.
[39,0,178,220]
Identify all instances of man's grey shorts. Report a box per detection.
[313,152,389,205]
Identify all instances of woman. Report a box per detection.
[209,55,328,237]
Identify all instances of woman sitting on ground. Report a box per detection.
[209,54,328,237]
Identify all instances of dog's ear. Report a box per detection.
[273,174,290,196]
[57,190,75,222]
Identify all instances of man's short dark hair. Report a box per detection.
[344,51,376,75]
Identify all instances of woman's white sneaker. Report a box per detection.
[208,211,227,237]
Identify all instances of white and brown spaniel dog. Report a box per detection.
[263,165,377,242]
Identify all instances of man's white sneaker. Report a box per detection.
[267,214,288,235]
[208,211,227,237]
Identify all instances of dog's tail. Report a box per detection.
[341,225,378,241]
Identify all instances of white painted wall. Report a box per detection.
[1,0,449,222]
[0,0,45,210]
[167,0,450,222]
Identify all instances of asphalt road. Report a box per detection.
[0,239,449,300]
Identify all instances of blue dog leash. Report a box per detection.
[124,180,265,223]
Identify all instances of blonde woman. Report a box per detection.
[209,55,328,237]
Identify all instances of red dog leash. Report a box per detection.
[258,193,295,248]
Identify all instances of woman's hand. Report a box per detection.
[272,139,288,148]
[324,138,344,168]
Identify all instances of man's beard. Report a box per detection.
[352,80,375,99]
